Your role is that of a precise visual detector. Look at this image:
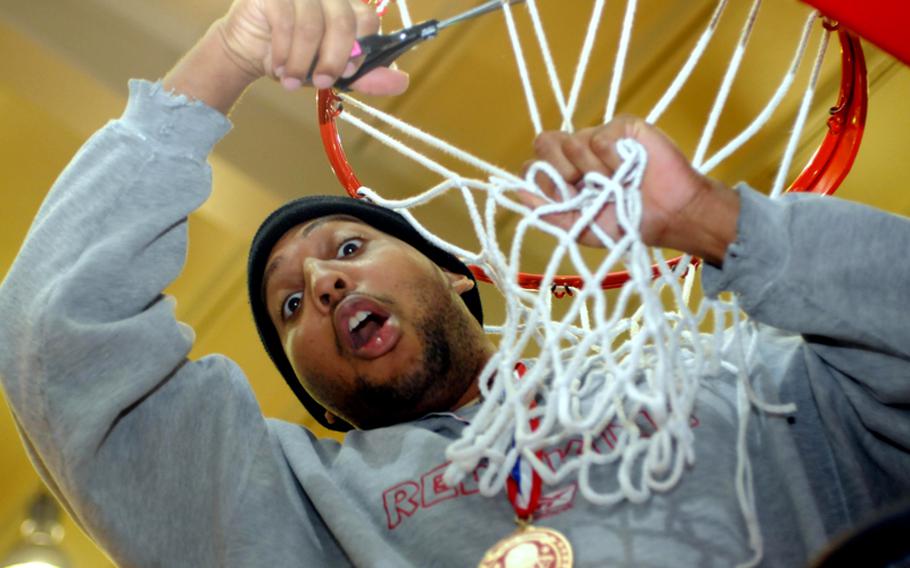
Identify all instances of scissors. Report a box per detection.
[334,0,526,90]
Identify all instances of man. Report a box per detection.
[247,194,494,431]
[1,0,908,566]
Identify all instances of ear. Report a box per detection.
[444,271,475,295]
[324,410,337,425]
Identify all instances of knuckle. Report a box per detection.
[328,9,356,33]
[300,20,324,40]
[349,0,369,13]
[576,126,596,137]
[561,136,587,158]
[533,131,562,154]
[590,134,614,155]
[361,9,380,31]
[352,0,376,20]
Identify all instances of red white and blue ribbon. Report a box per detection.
[506,362,544,519]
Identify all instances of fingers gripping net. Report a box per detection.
[444,142,726,504]
[332,1,856,565]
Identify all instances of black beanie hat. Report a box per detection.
[247,195,483,432]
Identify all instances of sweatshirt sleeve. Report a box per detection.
[0,80,274,564]
[702,184,910,443]
[703,184,910,364]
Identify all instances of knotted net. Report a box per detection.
[318,1,864,564]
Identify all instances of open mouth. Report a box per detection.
[347,309,389,349]
[334,296,401,358]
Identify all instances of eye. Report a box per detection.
[281,292,303,320]
[336,238,363,259]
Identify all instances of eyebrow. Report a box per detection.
[261,215,363,303]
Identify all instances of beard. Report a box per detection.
[306,279,489,430]
[342,313,464,428]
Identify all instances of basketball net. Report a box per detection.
[328,1,850,565]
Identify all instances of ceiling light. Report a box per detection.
[1,493,70,568]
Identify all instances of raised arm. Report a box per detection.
[163,0,407,113]
[0,0,405,564]
[524,116,910,361]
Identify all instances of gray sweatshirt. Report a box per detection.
[1,80,909,568]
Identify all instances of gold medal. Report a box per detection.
[481,365,574,567]
[478,523,573,568]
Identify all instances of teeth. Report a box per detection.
[348,310,371,332]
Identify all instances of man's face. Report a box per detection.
[263,215,490,429]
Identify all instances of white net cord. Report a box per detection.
[332,2,842,565]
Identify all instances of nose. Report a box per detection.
[304,258,351,313]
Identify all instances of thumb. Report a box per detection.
[349,67,410,96]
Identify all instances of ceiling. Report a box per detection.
[0,0,908,565]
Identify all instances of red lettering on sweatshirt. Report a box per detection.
[421,463,458,507]
[383,480,420,529]
[381,411,699,530]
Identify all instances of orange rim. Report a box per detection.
[317,29,867,292]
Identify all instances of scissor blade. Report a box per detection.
[438,0,526,30]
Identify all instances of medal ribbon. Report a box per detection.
[506,362,544,519]
[478,364,574,568]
